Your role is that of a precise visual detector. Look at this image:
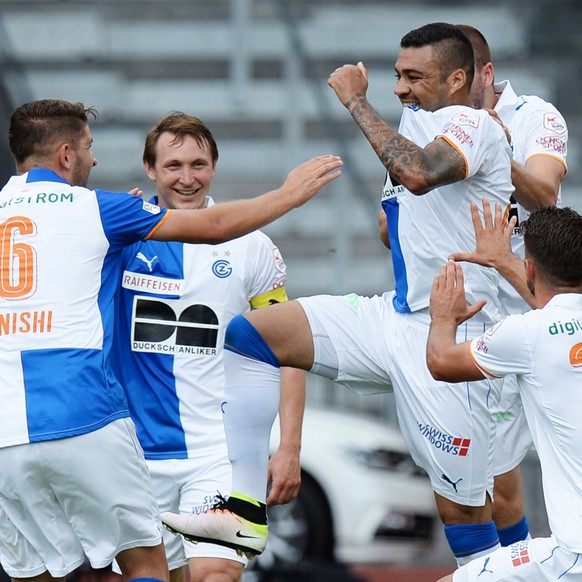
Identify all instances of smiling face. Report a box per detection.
[393,45,457,112]
[144,132,216,210]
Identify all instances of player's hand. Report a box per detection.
[430,260,486,326]
[328,61,369,108]
[282,155,343,208]
[484,108,512,144]
[449,199,516,269]
[265,447,301,506]
[128,187,144,198]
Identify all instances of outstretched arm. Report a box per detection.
[328,62,466,194]
[449,199,539,308]
[266,367,305,505]
[427,260,487,382]
[153,155,342,243]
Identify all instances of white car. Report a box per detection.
[252,406,438,569]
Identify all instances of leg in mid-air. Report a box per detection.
[161,294,503,565]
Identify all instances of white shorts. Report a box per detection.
[299,292,502,506]
[113,453,247,572]
[453,536,582,581]
[493,374,534,476]
[0,418,162,578]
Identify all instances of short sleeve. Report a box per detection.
[517,102,568,167]
[470,316,533,379]
[246,232,288,308]
[95,190,168,249]
[439,109,507,180]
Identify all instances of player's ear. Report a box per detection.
[144,161,156,182]
[524,257,538,295]
[448,68,467,95]
[481,62,494,88]
[58,142,72,169]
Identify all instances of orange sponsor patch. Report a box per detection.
[570,343,582,367]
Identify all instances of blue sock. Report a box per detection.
[130,578,166,582]
[497,516,530,546]
[224,314,280,368]
[444,522,499,562]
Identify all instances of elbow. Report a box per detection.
[426,352,443,381]
[206,218,240,244]
[426,352,456,382]
[400,172,430,196]
[427,360,447,382]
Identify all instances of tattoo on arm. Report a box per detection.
[348,96,466,192]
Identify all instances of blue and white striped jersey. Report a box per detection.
[0,169,168,447]
[112,198,288,460]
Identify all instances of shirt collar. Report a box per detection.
[546,293,582,309]
[493,80,521,112]
[23,168,71,185]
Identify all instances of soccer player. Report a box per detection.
[0,99,341,582]
[454,24,568,547]
[428,206,582,582]
[111,112,304,582]
[161,23,514,566]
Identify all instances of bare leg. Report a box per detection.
[434,492,493,525]
[244,300,314,370]
[169,566,185,582]
[115,543,169,582]
[492,466,525,530]
[188,558,243,582]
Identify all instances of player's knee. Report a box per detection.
[224,314,280,367]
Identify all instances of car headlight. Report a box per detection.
[345,447,428,477]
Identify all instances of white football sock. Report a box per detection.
[223,349,281,503]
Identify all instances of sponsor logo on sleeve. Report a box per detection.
[451,111,480,128]
[535,136,566,155]
[442,124,474,147]
[142,201,162,214]
[543,112,567,134]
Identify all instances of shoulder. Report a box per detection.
[237,228,278,249]
[516,95,567,127]
[439,106,497,135]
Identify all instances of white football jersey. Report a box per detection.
[112,197,288,460]
[0,169,168,447]
[494,80,568,315]
[470,294,582,552]
[381,105,513,322]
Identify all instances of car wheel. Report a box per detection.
[249,472,334,570]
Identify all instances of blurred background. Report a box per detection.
[0,0,579,579]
